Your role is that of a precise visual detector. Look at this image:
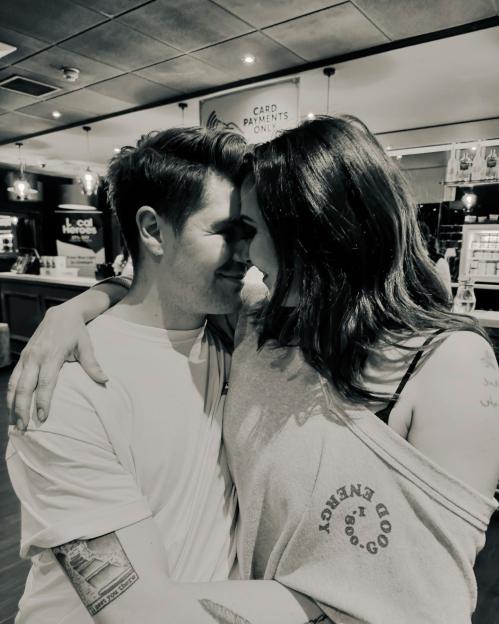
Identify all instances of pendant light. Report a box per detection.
[80,126,99,196]
[7,142,37,200]
[323,67,336,115]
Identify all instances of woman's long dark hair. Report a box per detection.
[250,115,487,402]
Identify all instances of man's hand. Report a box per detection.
[8,305,107,430]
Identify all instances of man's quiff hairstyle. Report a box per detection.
[107,126,247,264]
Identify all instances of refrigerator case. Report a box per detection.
[459,224,499,284]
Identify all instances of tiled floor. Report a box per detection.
[0,364,498,623]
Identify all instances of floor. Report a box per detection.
[0,364,498,623]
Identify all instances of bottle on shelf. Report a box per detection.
[485,149,498,180]
[445,145,459,183]
[452,277,476,314]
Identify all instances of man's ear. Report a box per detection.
[136,206,165,257]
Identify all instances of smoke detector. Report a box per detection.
[61,67,80,82]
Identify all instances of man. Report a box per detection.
[7,127,327,624]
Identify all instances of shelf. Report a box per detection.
[444,179,499,187]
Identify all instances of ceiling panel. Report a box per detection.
[118,0,253,52]
[17,46,124,88]
[0,111,59,142]
[193,32,305,77]
[0,0,106,44]
[212,0,345,28]
[0,88,39,111]
[15,99,97,125]
[70,0,152,18]
[44,89,133,116]
[354,0,497,40]
[87,74,178,105]
[264,3,389,61]
[136,55,231,93]
[0,27,50,69]
[60,20,180,71]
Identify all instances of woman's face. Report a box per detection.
[240,175,279,292]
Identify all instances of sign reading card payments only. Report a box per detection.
[200,79,299,144]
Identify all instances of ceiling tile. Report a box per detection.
[0,27,50,69]
[264,3,389,61]
[118,0,252,52]
[0,111,59,141]
[192,32,305,78]
[0,87,39,111]
[70,0,151,18]
[212,0,345,28]
[136,55,231,93]
[46,89,133,116]
[0,0,106,44]
[61,20,180,71]
[353,0,497,40]
[88,74,177,105]
[16,99,94,125]
[17,46,123,88]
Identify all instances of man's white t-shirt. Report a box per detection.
[7,314,236,623]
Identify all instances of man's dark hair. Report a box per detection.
[107,126,247,264]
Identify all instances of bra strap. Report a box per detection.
[376,329,446,424]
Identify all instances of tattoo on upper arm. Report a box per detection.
[199,599,253,624]
[53,533,138,616]
[482,350,498,371]
[199,599,331,624]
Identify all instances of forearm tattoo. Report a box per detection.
[53,533,138,616]
[200,599,253,624]
[199,599,331,624]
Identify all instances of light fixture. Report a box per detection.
[52,110,61,119]
[113,147,120,154]
[461,191,477,211]
[79,126,99,196]
[242,54,255,64]
[178,101,188,126]
[7,142,38,200]
[323,67,335,115]
[306,112,315,120]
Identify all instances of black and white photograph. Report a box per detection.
[0,1,499,623]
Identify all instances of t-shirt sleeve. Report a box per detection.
[6,364,151,559]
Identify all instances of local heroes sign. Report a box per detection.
[55,210,105,277]
[200,79,299,144]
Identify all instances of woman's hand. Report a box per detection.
[7,305,108,431]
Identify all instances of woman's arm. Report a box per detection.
[8,280,128,429]
[407,331,499,497]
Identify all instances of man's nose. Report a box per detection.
[233,238,251,266]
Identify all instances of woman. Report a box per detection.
[9,116,499,623]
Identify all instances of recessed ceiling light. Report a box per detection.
[52,110,62,119]
[306,112,315,120]
[242,54,255,64]
[0,41,17,60]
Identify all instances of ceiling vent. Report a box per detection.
[0,75,60,97]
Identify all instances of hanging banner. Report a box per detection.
[200,79,299,144]
[55,209,104,277]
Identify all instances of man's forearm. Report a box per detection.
[63,280,129,323]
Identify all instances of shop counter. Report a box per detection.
[0,272,96,358]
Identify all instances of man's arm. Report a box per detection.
[52,517,329,624]
[8,279,128,429]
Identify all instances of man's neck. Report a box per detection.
[107,273,205,331]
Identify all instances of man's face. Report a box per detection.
[159,171,249,317]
